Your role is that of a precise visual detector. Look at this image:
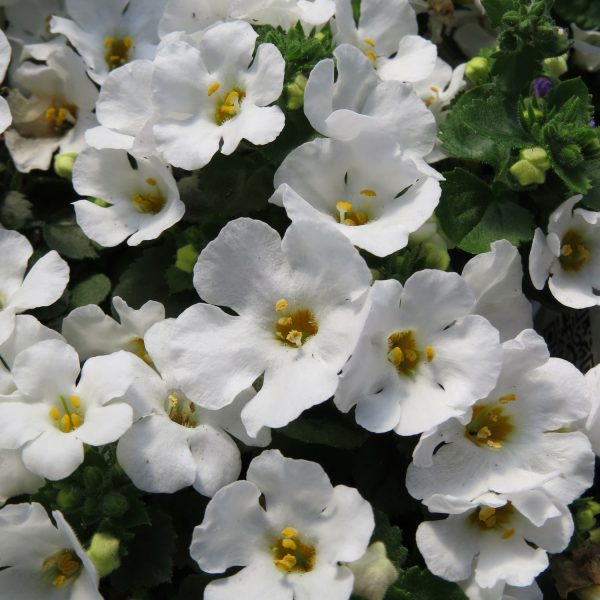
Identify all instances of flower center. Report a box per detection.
[274,299,318,348]
[362,37,377,63]
[44,103,78,134]
[42,549,82,588]
[559,229,591,272]
[334,189,377,226]
[211,85,246,125]
[166,391,198,428]
[104,36,133,70]
[128,337,153,366]
[131,178,166,214]
[272,527,316,574]
[387,329,434,376]
[49,395,84,433]
[464,394,516,449]
[470,503,515,539]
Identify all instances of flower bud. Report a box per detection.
[86,533,120,577]
[175,244,199,273]
[56,487,83,511]
[465,57,491,86]
[101,491,129,517]
[348,542,398,600]
[510,147,551,186]
[422,242,450,272]
[53,152,78,180]
[544,54,568,77]
[286,74,308,110]
[83,466,104,490]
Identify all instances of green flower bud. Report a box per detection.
[286,74,308,110]
[54,152,78,179]
[348,542,399,600]
[576,508,598,532]
[529,1,546,17]
[86,533,121,577]
[175,244,199,273]
[499,31,520,52]
[588,528,600,543]
[544,54,568,77]
[520,147,551,169]
[510,147,551,186]
[56,487,83,511]
[101,492,129,517]
[83,466,104,490]
[465,57,491,86]
[501,11,521,27]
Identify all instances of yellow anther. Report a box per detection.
[104,37,113,48]
[479,506,496,527]
[430,86,440,93]
[486,440,502,448]
[282,538,297,550]
[278,316,293,327]
[388,346,404,365]
[274,554,297,571]
[53,575,68,587]
[425,346,435,362]
[55,107,68,127]
[45,107,57,122]
[57,553,81,576]
[60,414,72,433]
[364,37,376,48]
[336,201,353,212]
[275,299,288,312]
[405,349,417,362]
[208,82,221,96]
[286,330,303,347]
[146,177,157,186]
[123,36,133,49]
[360,188,377,197]
[225,90,240,105]
[70,413,82,429]
[344,218,357,226]
[220,104,237,116]
[501,528,515,540]
[476,426,492,439]
[365,50,377,62]
[69,395,81,408]
[49,406,61,421]
[498,393,516,404]
[353,211,368,225]
[425,97,436,107]
[561,244,573,257]
[281,527,299,538]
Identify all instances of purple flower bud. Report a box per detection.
[532,77,553,98]
[590,119,597,128]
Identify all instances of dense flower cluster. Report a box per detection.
[0,1,599,599]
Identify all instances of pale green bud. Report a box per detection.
[175,244,199,273]
[510,147,551,185]
[286,74,308,110]
[86,533,120,577]
[465,57,491,86]
[54,152,78,180]
[544,54,568,77]
[422,241,450,272]
[348,542,399,600]
[519,147,551,169]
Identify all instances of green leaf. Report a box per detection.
[546,78,593,126]
[554,0,600,30]
[43,219,99,260]
[372,511,408,572]
[437,169,535,254]
[279,414,370,449]
[165,265,194,294]
[69,273,111,308]
[387,567,468,600]
[482,0,518,28]
[0,190,33,229]
[581,159,600,210]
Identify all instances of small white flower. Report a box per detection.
[460,576,543,600]
[271,131,441,257]
[416,491,573,589]
[159,0,231,37]
[304,44,437,161]
[168,217,372,437]
[62,295,165,361]
[190,449,374,600]
[5,46,97,173]
[529,195,600,309]
[50,0,167,85]
[407,329,594,508]
[0,29,12,134]
[0,502,101,599]
[0,339,135,480]
[152,20,285,170]
[334,271,502,436]
[572,23,600,72]
[230,0,335,33]
[0,449,44,505]
[0,228,69,345]
[116,319,269,496]
[585,364,600,456]
[72,148,185,247]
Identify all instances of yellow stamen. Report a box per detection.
[353,211,368,225]
[486,440,502,449]
[476,426,491,439]
[45,107,57,122]
[69,395,81,408]
[49,406,60,421]
[123,36,133,49]
[131,191,165,214]
[388,346,404,365]
[281,527,299,538]
[60,414,72,433]
[146,177,157,186]
[224,91,239,105]
[360,188,377,197]
[286,330,303,347]
[365,50,377,62]
[275,298,288,312]
[70,413,82,429]
[336,200,352,220]
[281,538,297,550]
[278,316,293,327]
[103,37,113,48]
[479,506,497,527]
[498,393,516,404]
[405,349,417,362]
[561,244,573,257]
[208,82,221,96]
[425,346,435,362]
[501,528,515,539]
[53,575,68,587]
[363,37,376,48]
[274,554,297,571]
[430,85,440,93]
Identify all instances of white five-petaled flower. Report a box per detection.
[168,217,372,437]
[407,329,594,508]
[0,228,69,346]
[0,339,135,480]
[116,318,270,496]
[152,20,285,170]
[0,502,101,599]
[72,148,185,247]
[271,131,441,257]
[50,0,167,85]
[571,23,600,73]
[334,271,503,436]
[529,195,600,309]
[0,29,12,134]
[190,449,375,600]
[159,0,231,37]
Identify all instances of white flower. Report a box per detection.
[460,577,542,600]
[462,240,533,342]
[304,44,437,160]
[116,319,269,496]
[416,491,573,589]
[230,0,335,33]
[85,59,157,157]
[190,449,374,600]
[0,29,12,134]
[159,0,231,37]
[5,46,97,173]
[585,363,600,456]
[168,217,372,437]
[334,271,502,436]
[0,339,135,480]
[152,20,285,170]
[50,0,167,85]
[270,131,441,257]
[72,148,185,247]
[62,295,165,361]
[0,450,44,505]
[572,24,600,72]
[0,228,69,346]
[0,502,101,599]
[375,35,438,85]
[529,195,600,309]
[407,329,594,508]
